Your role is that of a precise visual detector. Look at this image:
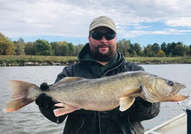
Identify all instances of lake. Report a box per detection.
[0,64,190,134]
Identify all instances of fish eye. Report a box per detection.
[168,81,174,86]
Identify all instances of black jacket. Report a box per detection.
[39,44,160,134]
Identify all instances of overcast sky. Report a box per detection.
[1,0,191,46]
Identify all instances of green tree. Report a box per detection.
[161,42,167,54]
[151,43,160,55]
[34,39,53,55]
[14,38,25,55]
[74,44,84,56]
[25,42,36,55]
[52,41,71,56]
[143,44,155,57]
[68,43,74,56]
[174,42,184,56]
[183,45,190,56]
[0,33,15,55]
[132,43,142,56]
[167,42,176,56]
[61,43,69,56]
[51,42,58,56]
[117,39,131,56]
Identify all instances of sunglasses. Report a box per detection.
[90,32,116,40]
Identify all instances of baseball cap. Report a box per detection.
[89,16,117,33]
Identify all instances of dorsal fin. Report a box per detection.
[57,77,85,84]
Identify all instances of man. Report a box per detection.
[35,16,160,134]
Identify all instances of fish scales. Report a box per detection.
[49,73,139,105]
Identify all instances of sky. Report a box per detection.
[1,0,191,46]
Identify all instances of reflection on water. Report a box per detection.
[0,65,190,133]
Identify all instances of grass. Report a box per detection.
[125,57,191,64]
[0,55,77,66]
[0,55,191,66]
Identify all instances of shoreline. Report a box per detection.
[1,60,190,67]
[0,61,77,66]
[0,55,191,66]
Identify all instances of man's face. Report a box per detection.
[88,27,117,62]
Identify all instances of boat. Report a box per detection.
[145,113,187,134]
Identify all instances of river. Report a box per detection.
[0,64,190,134]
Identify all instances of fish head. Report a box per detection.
[140,74,188,102]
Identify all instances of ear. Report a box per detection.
[88,36,91,42]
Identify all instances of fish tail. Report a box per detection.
[3,80,40,112]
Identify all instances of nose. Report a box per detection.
[100,36,107,43]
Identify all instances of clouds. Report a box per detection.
[0,0,191,44]
[166,18,191,27]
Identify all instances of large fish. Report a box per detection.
[3,71,188,117]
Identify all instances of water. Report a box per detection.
[0,66,65,134]
[0,64,190,133]
[142,64,191,130]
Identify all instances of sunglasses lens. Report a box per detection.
[105,33,115,40]
[91,32,103,40]
[91,32,115,40]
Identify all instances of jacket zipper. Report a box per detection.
[98,112,102,134]
[101,59,125,77]
[75,116,84,134]
[128,116,136,134]
[97,59,124,134]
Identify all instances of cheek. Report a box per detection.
[109,41,117,50]
[89,41,97,51]
[89,39,100,47]
[109,38,117,46]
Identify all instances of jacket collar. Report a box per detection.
[77,43,125,77]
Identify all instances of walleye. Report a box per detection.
[4,71,188,117]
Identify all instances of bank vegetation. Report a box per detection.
[0,55,191,66]
[0,33,191,66]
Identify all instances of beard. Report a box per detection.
[90,44,116,62]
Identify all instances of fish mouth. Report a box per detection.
[171,82,186,96]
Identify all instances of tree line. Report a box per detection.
[0,33,191,57]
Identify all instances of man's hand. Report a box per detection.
[35,82,55,109]
[35,93,55,109]
[40,82,50,91]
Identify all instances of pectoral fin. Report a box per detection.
[119,97,135,111]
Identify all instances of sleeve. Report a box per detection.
[38,65,73,123]
[55,65,74,83]
[128,98,160,122]
[123,61,145,72]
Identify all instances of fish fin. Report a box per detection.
[3,80,38,112]
[119,97,135,111]
[54,103,80,117]
[164,94,189,102]
[56,77,85,84]
[139,81,158,102]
